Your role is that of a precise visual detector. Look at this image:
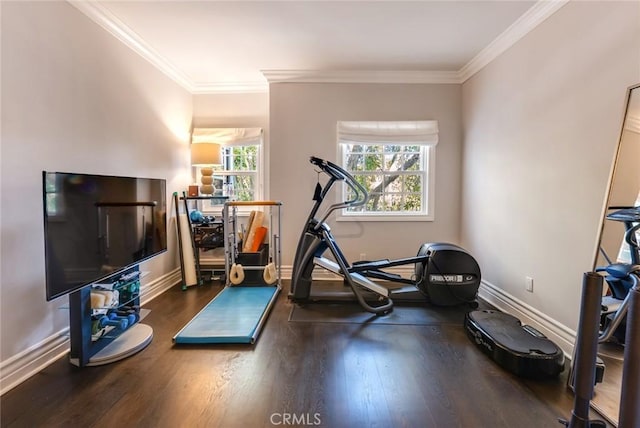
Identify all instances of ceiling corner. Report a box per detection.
[458,0,570,83]
[67,0,196,93]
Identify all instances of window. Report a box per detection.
[191,128,263,211]
[218,144,259,201]
[44,172,64,217]
[337,121,438,221]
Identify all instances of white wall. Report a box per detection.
[0,1,192,367]
[461,1,640,331]
[269,83,463,265]
[193,93,269,128]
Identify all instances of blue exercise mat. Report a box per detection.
[173,286,279,344]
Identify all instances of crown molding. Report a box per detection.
[458,0,570,82]
[67,0,195,92]
[68,0,271,94]
[69,0,567,93]
[191,81,269,95]
[261,69,461,84]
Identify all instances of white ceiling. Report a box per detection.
[70,1,567,93]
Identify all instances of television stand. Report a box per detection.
[86,323,153,366]
[68,266,152,367]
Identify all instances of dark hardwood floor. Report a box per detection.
[1,281,612,428]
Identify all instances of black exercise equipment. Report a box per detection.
[561,269,640,427]
[566,260,639,404]
[290,156,481,315]
[560,272,607,428]
[596,206,640,345]
[618,283,640,427]
[596,263,639,344]
[465,309,565,378]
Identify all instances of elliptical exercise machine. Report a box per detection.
[290,156,481,315]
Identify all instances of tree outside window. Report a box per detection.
[337,120,437,221]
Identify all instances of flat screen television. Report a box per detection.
[42,171,167,301]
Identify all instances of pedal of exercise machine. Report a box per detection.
[464,310,565,378]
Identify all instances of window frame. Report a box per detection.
[192,129,264,215]
[336,127,436,222]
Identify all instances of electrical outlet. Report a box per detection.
[526,276,534,293]
[360,253,367,261]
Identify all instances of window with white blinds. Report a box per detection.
[337,121,438,221]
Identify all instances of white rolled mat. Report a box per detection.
[178,214,198,287]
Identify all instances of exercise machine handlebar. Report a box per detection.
[309,156,369,228]
[624,223,640,256]
[311,156,348,182]
[310,156,368,204]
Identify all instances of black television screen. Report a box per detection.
[42,171,167,301]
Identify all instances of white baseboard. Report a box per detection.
[0,269,181,396]
[478,279,577,356]
[0,331,70,396]
[139,268,182,305]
